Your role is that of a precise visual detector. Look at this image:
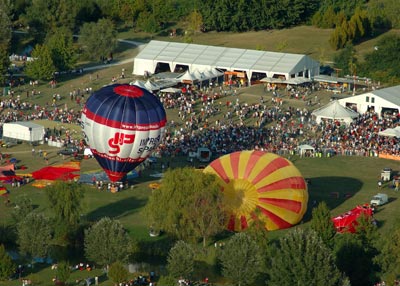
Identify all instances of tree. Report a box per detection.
[0,1,11,87]
[333,44,357,76]
[45,27,76,72]
[0,45,10,87]
[144,167,225,245]
[157,275,176,286]
[84,217,133,267]
[108,261,129,285]
[219,233,263,286]
[136,11,159,33]
[24,44,56,81]
[0,244,15,281]
[166,241,194,279]
[361,35,400,83]
[11,194,34,224]
[376,224,400,284]
[187,9,203,32]
[310,201,336,246]
[78,18,117,61]
[17,213,53,259]
[267,228,346,286]
[0,1,12,47]
[55,261,71,285]
[334,232,377,286]
[45,181,84,241]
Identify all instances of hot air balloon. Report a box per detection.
[203,151,308,231]
[81,84,167,182]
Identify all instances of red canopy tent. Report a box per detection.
[332,204,374,233]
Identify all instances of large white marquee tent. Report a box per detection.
[338,85,400,117]
[133,40,320,84]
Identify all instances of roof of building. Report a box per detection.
[369,85,400,106]
[134,40,319,75]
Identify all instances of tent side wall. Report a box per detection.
[2,123,44,142]
[133,59,155,76]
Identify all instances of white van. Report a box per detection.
[370,193,388,206]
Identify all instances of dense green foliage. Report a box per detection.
[45,182,84,242]
[24,44,56,81]
[78,18,117,61]
[45,27,76,72]
[166,241,195,279]
[310,201,336,246]
[157,275,177,286]
[17,213,53,259]
[360,35,400,84]
[219,233,263,286]
[145,167,225,245]
[55,261,71,284]
[0,244,15,281]
[267,228,346,286]
[0,1,12,85]
[376,223,400,284]
[84,217,133,266]
[11,194,34,224]
[200,0,319,32]
[108,261,129,285]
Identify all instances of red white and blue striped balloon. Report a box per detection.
[81,84,166,182]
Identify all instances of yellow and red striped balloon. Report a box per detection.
[203,151,308,231]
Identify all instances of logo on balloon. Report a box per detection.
[108,132,135,154]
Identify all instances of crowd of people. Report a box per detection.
[154,84,399,160]
[1,76,399,164]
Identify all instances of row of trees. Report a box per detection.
[143,168,400,286]
[1,170,400,285]
[333,35,400,84]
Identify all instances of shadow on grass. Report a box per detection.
[86,196,147,221]
[303,176,364,221]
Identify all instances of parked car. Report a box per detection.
[1,141,18,148]
[57,147,79,156]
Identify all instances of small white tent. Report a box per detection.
[2,121,44,143]
[177,70,197,83]
[297,144,315,157]
[312,100,359,125]
[378,127,400,138]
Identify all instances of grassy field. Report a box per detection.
[1,26,399,285]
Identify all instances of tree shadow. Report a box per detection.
[303,176,364,222]
[86,197,147,221]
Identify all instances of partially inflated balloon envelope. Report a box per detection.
[203,151,308,231]
[81,84,167,182]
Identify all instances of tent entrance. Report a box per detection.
[154,62,170,74]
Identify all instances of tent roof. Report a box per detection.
[298,144,315,151]
[177,70,197,82]
[312,100,359,119]
[130,80,146,89]
[144,80,160,91]
[5,121,44,129]
[378,127,400,138]
[135,40,319,75]
[160,87,181,93]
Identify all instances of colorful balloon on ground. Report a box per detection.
[81,84,167,182]
[203,151,308,231]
